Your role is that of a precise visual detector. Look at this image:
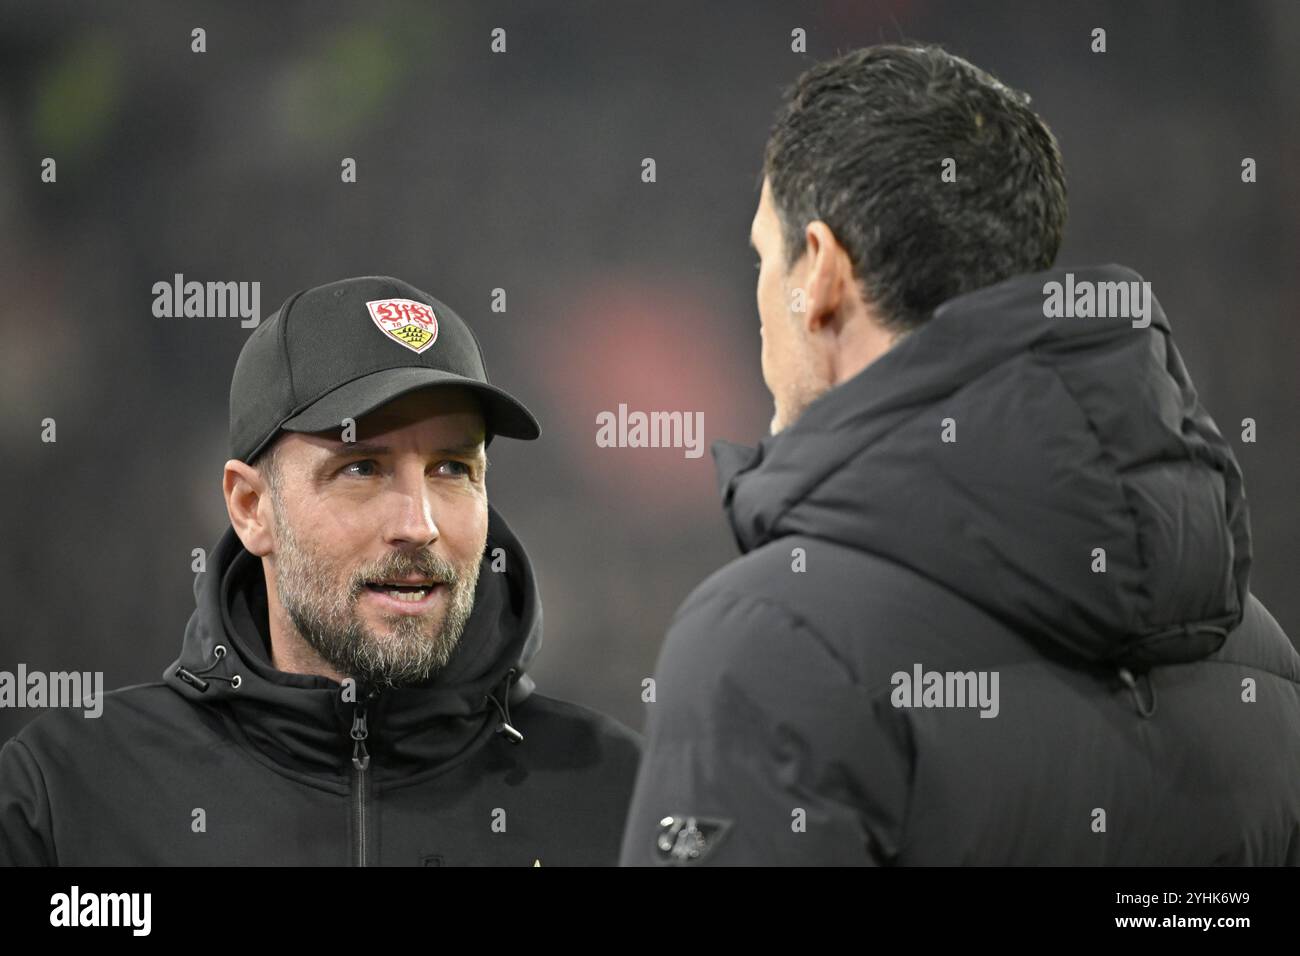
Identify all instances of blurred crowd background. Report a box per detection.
[2,0,1297,741]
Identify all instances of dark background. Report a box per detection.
[1,0,1296,742]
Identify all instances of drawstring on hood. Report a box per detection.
[1113,621,1230,718]
[175,644,241,693]
[486,668,524,743]
[1116,666,1157,719]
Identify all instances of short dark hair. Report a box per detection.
[763,44,1068,334]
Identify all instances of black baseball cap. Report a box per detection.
[229,276,540,463]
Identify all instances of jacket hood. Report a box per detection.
[715,264,1250,670]
[164,503,543,780]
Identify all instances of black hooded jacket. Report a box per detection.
[1,505,641,865]
[620,264,1300,865]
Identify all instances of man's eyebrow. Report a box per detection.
[322,440,485,459]
[748,233,757,251]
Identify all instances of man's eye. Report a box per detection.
[753,259,762,271]
[342,460,379,477]
[437,460,471,478]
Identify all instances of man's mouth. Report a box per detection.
[364,579,444,603]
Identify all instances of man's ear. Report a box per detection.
[223,460,276,557]
[800,220,852,334]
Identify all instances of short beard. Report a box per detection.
[268,492,482,688]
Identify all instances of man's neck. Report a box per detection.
[829,310,901,387]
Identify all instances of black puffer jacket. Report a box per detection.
[1,505,641,865]
[621,264,1300,865]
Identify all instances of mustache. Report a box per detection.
[353,552,463,589]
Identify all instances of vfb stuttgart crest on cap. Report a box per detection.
[366,298,439,353]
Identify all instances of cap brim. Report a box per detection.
[279,367,540,443]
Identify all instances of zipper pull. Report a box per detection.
[351,705,370,771]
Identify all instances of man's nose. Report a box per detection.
[383,465,440,546]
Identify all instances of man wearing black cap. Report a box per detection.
[0,276,641,866]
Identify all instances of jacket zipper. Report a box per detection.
[350,703,370,867]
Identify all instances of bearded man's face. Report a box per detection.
[260,388,489,687]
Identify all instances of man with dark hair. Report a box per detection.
[762,45,1067,341]
[0,276,641,865]
[621,45,1300,865]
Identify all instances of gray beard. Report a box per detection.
[270,504,482,688]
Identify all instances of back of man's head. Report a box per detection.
[763,43,1069,335]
